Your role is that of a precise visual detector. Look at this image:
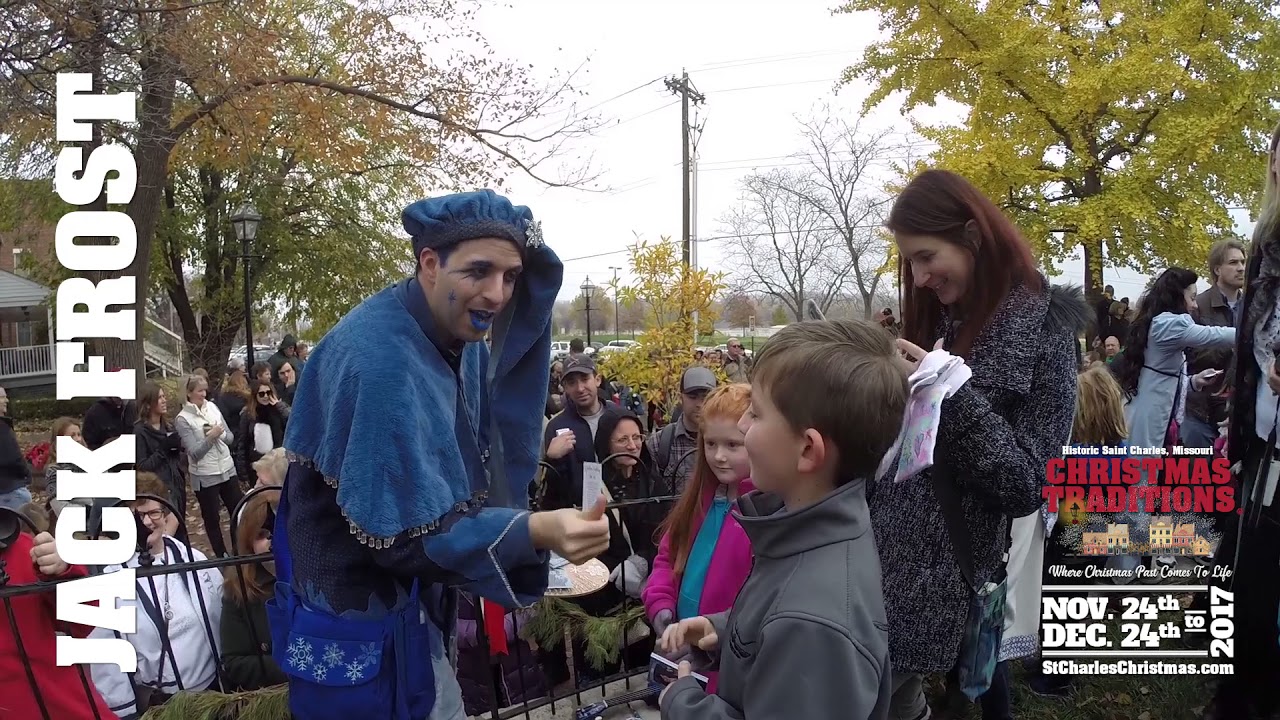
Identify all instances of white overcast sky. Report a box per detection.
[459,0,1251,303]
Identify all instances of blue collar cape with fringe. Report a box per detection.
[283,246,563,547]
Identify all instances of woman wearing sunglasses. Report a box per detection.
[239,381,291,488]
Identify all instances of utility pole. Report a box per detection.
[665,70,705,270]
[609,266,622,340]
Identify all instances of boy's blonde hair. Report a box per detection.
[752,320,908,481]
[1073,366,1127,445]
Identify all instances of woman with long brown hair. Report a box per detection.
[871,169,1089,720]
[135,382,187,514]
[219,491,286,691]
[1207,121,1280,720]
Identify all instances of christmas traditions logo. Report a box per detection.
[1043,447,1232,558]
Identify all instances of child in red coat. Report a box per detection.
[0,520,119,720]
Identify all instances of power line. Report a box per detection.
[604,99,679,129]
[698,144,940,167]
[559,223,885,263]
[525,76,665,136]
[690,49,862,73]
[710,78,839,93]
[694,155,928,173]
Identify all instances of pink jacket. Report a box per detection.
[642,480,755,623]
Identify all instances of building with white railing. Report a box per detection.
[0,270,185,393]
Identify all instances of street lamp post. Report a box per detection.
[580,276,596,346]
[609,266,621,342]
[230,202,262,367]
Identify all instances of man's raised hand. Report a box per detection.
[529,494,610,565]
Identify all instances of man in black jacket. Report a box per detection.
[0,387,32,511]
[81,396,137,451]
[540,354,620,511]
[1184,240,1246,449]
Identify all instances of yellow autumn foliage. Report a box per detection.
[836,0,1280,292]
[596,239,727,417]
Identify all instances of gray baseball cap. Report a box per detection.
[681,366,717,393]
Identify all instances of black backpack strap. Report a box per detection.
[133,578,178,691]
[656,423,677,472]
[161,538,193,595]
[930,443,1012,593]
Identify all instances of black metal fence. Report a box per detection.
[2,470,690,720]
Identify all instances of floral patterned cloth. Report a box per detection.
[876,349,973,484]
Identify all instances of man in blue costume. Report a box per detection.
[269,190,611,719]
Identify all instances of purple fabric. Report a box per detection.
[455,596,549,716]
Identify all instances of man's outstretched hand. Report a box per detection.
[529,494,610,565]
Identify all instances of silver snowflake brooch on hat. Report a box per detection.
[525,219,544,249]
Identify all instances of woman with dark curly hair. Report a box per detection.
[1107,267,1234,580]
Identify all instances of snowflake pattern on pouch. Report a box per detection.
[285,638,381,685]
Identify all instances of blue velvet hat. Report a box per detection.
[402,189,544,258]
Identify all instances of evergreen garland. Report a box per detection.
[139,685,289,720]
[138,599,650,717]
[520,596,650,670]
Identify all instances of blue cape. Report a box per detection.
[283,244,562,545]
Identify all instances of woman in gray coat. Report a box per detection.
[1109,268,1234,576]
[874,170,1089,720]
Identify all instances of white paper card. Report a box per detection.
[582,461,604,510]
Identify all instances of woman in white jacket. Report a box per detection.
[88,476,224,719]
[174,374,243,558]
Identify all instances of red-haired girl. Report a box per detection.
[642,383,753,692]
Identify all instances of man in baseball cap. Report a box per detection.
[646,366,720,491]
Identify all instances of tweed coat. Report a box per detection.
[867,279,1089,673]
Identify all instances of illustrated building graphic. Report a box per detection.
[1105,523,1130,554]
[1191,535,1213,557]
[1149,516,1174,554]
[1082,531,1108,555]
[1173,523,1196,555]
[1073,519,1216,557]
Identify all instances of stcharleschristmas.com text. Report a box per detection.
[1043,660,1234,676]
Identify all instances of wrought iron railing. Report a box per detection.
[1,487,684,720]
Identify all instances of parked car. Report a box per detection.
[230,344,274,368]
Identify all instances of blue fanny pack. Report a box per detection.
[268,485,438,718]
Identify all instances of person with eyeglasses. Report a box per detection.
[239,381,291,487]
[87,472,224,719]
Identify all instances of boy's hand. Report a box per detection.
[660,616,718,656]
[659,661,693,704]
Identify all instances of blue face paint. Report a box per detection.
[469,310,494,331]
[448,290,457,305]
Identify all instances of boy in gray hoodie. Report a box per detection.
[658,319,908,720]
